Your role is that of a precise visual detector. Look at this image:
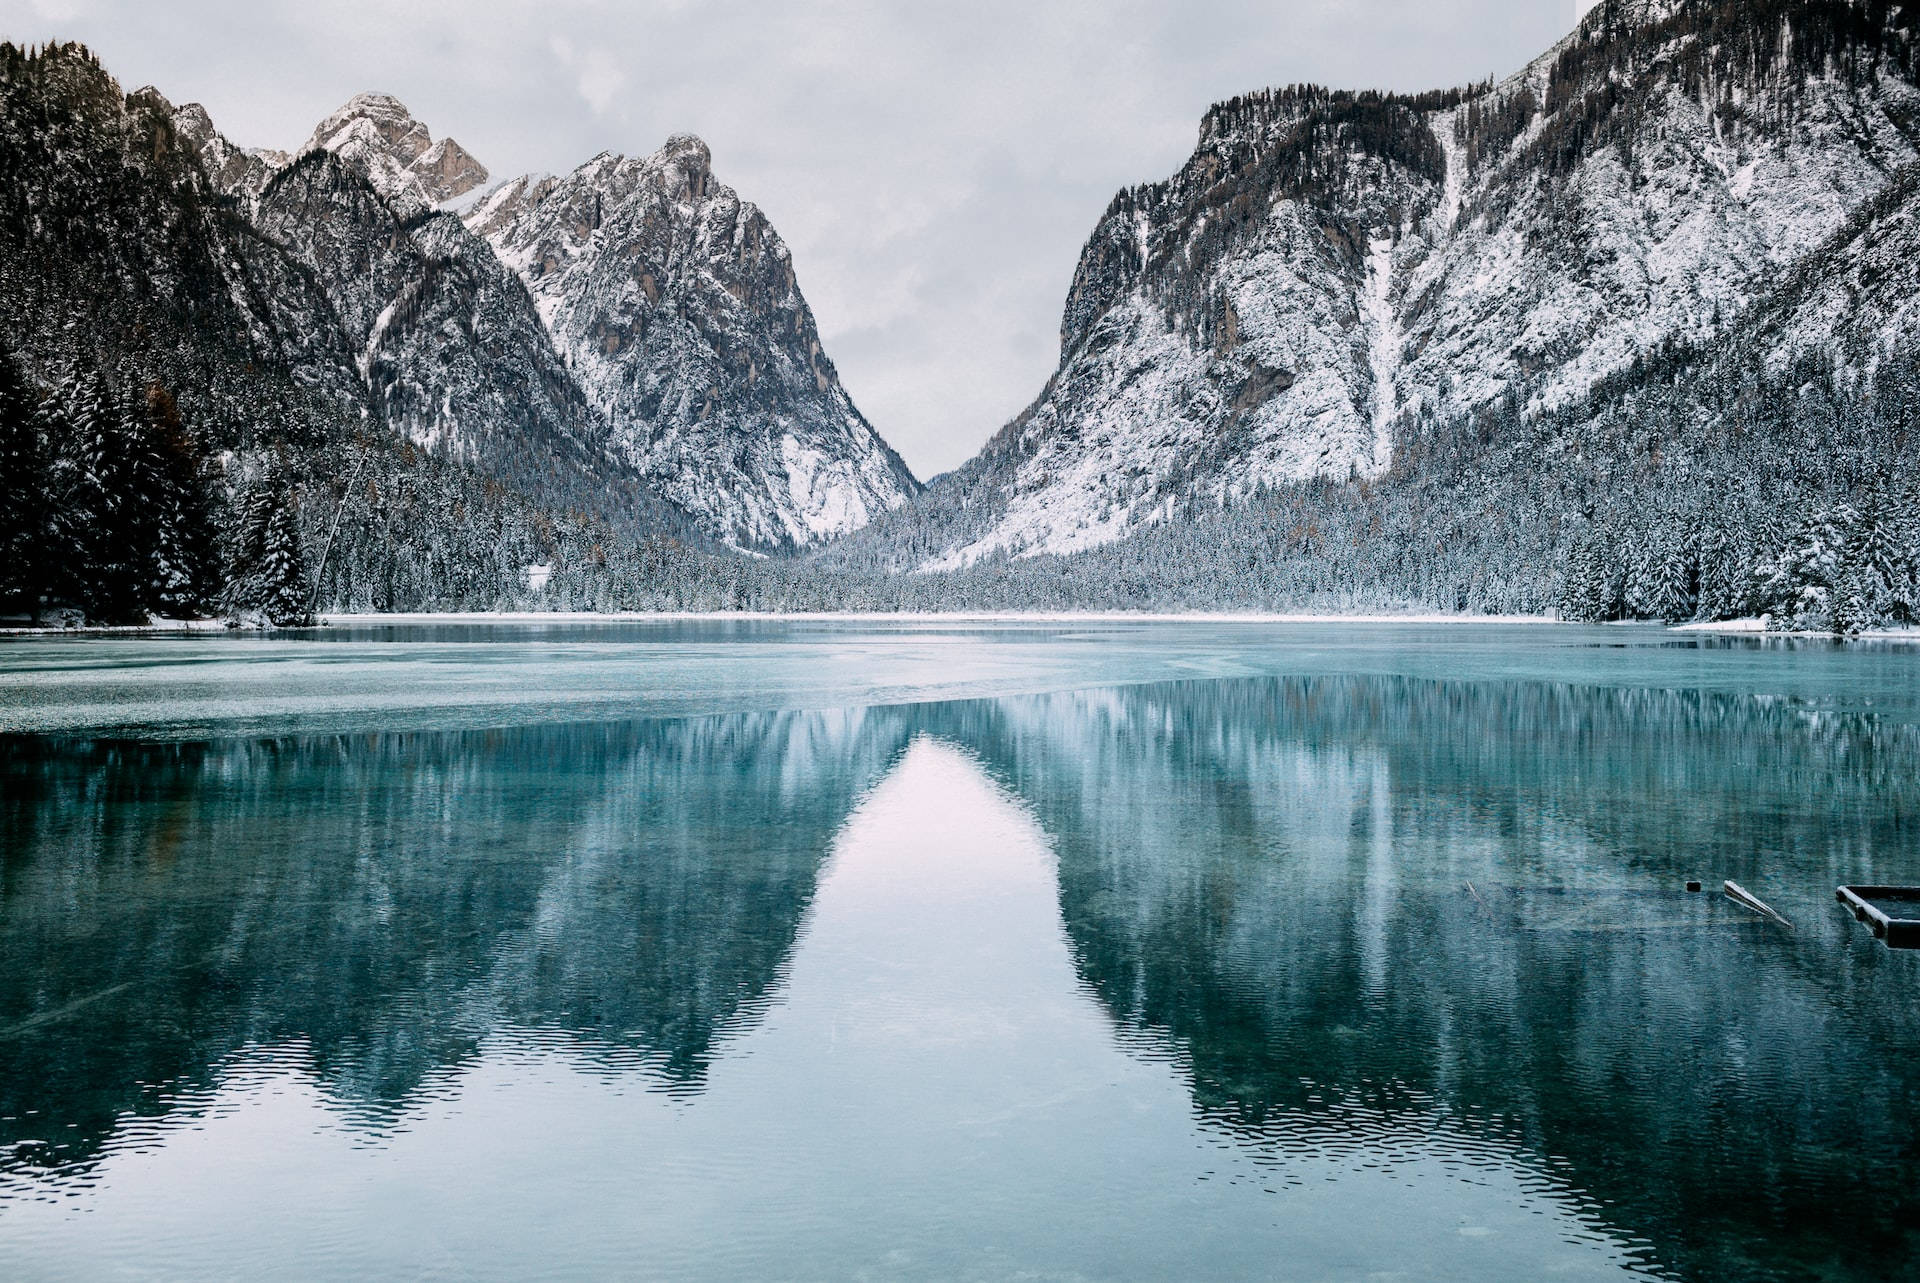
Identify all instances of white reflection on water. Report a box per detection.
[0,737,1657,1281]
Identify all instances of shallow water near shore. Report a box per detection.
[1,621,1917,1280]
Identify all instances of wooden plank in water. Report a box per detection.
[1836,885,1920,949]
[1724,880,1792,930]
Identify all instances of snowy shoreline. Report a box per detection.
[1672,618,1920,641]
[316,610,1569,627]
[0,609,1569,635]
[7,611,1917,639]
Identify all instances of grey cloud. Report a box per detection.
[11,0,1573,477]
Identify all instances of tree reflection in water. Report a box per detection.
[2,674,1917,1279]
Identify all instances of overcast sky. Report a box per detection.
[15,0,1578,477]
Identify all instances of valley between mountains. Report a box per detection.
[2,0,1918,631]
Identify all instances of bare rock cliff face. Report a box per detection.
[468,135,919,549]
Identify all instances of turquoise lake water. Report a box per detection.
[1,621,1917,1280]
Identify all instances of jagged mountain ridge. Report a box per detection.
[163,89,685,530]
[279,91,917,549]
[134,76,912,552]
[0,42,749,621]
[896,0,1920,569]
[466,138,920,549]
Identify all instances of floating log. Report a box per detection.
[1836,886,1920,949]
[1724,880,1792,930]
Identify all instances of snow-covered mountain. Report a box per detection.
[906,0,1920,568]
[7,13,1917,622]
[161,85,914,551]
[257,147,617,476]
[467,136,919,548]
[158,93,622,497]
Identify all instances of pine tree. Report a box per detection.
[225,467,311,626]
[136,384,215,618]
[1758,505,1848,634]
[1830,488,1910,635]
[256,498,310,625]
[0,341,46,614]
[223,475,272,621]
[41,364,148,622]
[1693,513,1746,622]
[1892,477,1920,624]
[1559,526,1622,622]
[1623,521,1697,622]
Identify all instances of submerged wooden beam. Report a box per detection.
[1724,880,1792,930]
[1836,886,1920,948]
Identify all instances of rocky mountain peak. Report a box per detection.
[467,133,918,548]
[300,92,488,209]
[659,133,711,170]
[658,133,712,199]
[304,92,427,160]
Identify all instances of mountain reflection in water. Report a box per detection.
[2,674,1918,1280]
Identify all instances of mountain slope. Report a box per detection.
[184,90,709,538]
[898,0,1920,569]
[248,147,603,481]
[177,88,905,552]
[467,136,919,549]
[0,45,737,620]
[0,46,366,454]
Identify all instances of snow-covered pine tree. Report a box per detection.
[1692,508,1746,622]
[1623,519,1697,622]
[1832,488,1909,634]
[0,340,46,613]
[1560,526,1622,622]
[223,473,273,623]
[1893,477,1920,623]
[41,364,150,622]
[136,384,215,619]
[225,467,311,627]
[1759,505,1849,633]
[256,496,311,626]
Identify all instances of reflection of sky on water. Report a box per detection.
[1,739,1658,1280]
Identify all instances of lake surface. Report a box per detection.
[1,620,1917,1280]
